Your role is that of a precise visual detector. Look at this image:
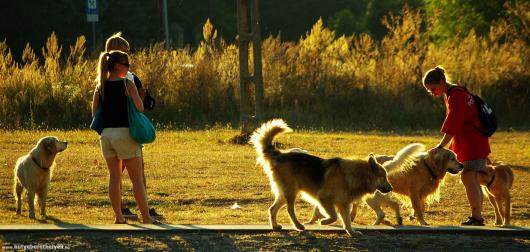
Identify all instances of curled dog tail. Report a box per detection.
[384,143,425,172]
[250,119,292,166]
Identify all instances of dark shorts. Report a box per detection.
[463,158,486,172]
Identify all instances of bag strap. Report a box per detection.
[446,85,466,97]
[447,85,485,134]
[123,78,131,97]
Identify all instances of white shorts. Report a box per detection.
[100,128,141,160]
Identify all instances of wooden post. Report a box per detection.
[252,0,264,123]
[237,0,263,129]
[237,0,250,127]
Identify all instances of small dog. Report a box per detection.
[478,158,514,226]
[14,136,68,219]
[364,145,464,225]
[250,119,392,236]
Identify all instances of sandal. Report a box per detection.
[149,208,163,217]
[122,208,138,219]
[461,216,484,226]
[143,219,162,224]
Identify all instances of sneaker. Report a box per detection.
[122,208,137,219]
[149,208,163,217]
[461,216,485,226]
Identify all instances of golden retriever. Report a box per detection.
[14,136,68,219]
[478,158,514,226]
[364,145,464,225]
[307,143,425,226]
[250,119,393,236]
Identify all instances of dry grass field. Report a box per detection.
[1,129,529,250]
[1,129,529,227]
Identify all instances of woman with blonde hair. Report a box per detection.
[104,32,161,219]
[423,66,490,226]
[91,50,159,224]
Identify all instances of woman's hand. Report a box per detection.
[433,133,454,152]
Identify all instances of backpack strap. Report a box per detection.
[446,85,466,97]
[446,85,485,134]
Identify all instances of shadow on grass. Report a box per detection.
[152,197,271,207]
[2,228,530,251]
[36,215,74,225]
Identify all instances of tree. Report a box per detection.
[328,9,356,36]
[424,0,506,43]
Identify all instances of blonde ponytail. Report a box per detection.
[96,52,110,100]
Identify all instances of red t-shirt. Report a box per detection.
[441,86,490,162]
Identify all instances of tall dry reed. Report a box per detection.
[0,6,528,130]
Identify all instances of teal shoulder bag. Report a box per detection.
[125,80,156,144]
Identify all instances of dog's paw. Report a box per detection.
[397,217,403,226]
[419,221,429,226]
[271,224,282,230]
[294,223,305,231]
[41,214,48,220]
[346,229,363,236]
[320,218,336,225]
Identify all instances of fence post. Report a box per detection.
[237,0,263,130]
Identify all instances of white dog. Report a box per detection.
[14,136,68,219]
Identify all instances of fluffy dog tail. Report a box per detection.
[250,119,292,167]
[384,143,425,172]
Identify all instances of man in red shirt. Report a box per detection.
[423,66,491,226]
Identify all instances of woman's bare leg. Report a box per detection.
[104,156,124,223]
[123,156,155,224]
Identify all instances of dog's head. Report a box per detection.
[427,147,464,174]
[368,154,393,194]
[38,136,68,154]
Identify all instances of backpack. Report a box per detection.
[130,72,156,111]
[447,86,497,137]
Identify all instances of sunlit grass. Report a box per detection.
[1,129,528,227]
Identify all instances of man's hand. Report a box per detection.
[138,88,147,99]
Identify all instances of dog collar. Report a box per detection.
[31,155,50,171]
[486,173,496,189]
[422,159,438,180]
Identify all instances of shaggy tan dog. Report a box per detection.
[478,158,514,226]
[307,143,424,226]
[250,119,393,236]
[14,136,68,219]
[364,144,464,225]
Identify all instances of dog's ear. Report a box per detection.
[368,154,379,172]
